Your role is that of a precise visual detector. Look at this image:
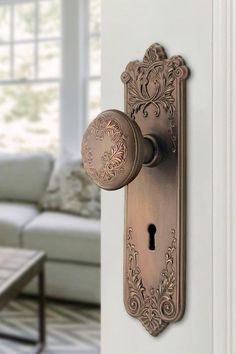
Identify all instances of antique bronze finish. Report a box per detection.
[81,43,189,336]
[82,110,160,190]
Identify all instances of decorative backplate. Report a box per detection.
[122,43,189,336]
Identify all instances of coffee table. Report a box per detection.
[0,247,46,354]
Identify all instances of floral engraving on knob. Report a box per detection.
[121,43,188,153]
[126,227,177,336]
[82,115,128,186]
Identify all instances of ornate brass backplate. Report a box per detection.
[81,42,189,337]
[121,44,189,336]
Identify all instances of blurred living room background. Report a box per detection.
[0,0,101,353]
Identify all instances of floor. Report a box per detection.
[0,298,100,354]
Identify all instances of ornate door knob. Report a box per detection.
[81,43,189,337]
[81,109,160,190]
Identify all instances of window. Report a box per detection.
[0,0,101,155]
[0,0,61,154]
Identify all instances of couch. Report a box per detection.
[0,153,100,304]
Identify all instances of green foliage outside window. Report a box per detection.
[1,85,57,123]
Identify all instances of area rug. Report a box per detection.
[0,298,100,354]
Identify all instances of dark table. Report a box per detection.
[0,247,46,354]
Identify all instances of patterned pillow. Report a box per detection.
[40,159,100,218]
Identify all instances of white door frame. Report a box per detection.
[213,0,236,353]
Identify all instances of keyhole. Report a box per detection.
[148,224,156,251]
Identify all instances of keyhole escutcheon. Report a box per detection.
[148,224,156,251]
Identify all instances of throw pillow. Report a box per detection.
[40,159,101,218]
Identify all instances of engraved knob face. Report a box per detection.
[81,110,145,190]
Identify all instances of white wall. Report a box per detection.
[101,0,212,353]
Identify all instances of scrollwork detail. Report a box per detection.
[126,227,177,336]
[121,43,188,153]
[82,115,128,185]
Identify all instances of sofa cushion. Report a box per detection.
[40,159,100,218]
[22,211,101,264]
[0,153,54,203]
[0,202,39,247]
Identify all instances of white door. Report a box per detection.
[101,0,236,353]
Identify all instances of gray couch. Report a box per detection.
[0,153,100,304]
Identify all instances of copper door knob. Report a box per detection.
[81,109,160,190]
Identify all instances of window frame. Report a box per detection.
[61,0,101,158]
[0,0,61,83]
[60,0,89,158]
[0,0,62,154]
[88,0,101,125]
